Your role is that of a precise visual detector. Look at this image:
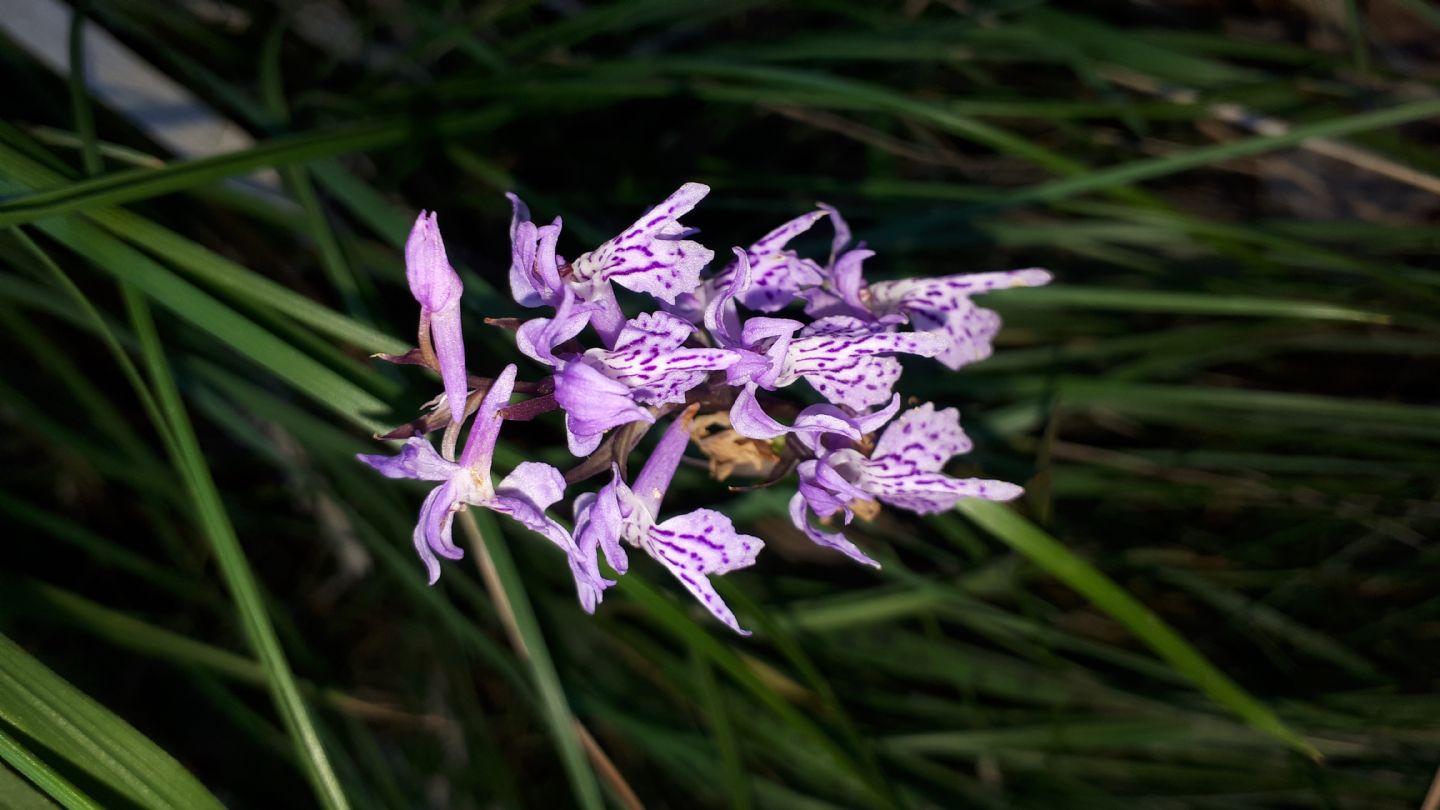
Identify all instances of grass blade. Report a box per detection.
[956,499,1318,758]
[122,288,351,810]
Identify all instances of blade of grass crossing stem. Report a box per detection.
[956,500,1318,758]
[0,725,102,810]
[457,509,605,810]
[121,288,351,810]
[0,634,224,809]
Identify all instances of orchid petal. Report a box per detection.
[571,183,713,304]
[357,437,455,482]
[642,509,763,635]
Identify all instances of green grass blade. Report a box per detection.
[975,98,1440,211]
[0,633,224,810]
[0,109,510,227]
[0,140,406,355]
[956,500,1318,758]
[122,289,351,810]
[459,510,605,810]
[0,725,102,810]
[991,286,1390,324]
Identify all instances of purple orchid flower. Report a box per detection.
[713,208,829,313]
[357,364,604,607]
[801,207,1052,370]
[574,411,764,634]
[705,248,945,409]
[508,184,714,346]
[543,308,738,455]
[867,269,1052,370]
[406,211,468,423]
[789,402,1024,566]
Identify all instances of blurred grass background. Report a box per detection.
[1,1,1439,808]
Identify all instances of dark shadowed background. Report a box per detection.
[1,1,1439,808]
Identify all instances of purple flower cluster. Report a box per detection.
[359,185,1050,634]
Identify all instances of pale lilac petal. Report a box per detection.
[574,469,633,576]
[571,182,714,305]
[583,281,627,348]
[405,211,462,313]
[496,461,568,512]
[864,473,1023,515]
[357,437,455,482]
[596,312,738,405]
[553,361,655,455]
[630,412,694,519]
[507,192,564,308]
[642,509,763,635]
[788,493,879,569]
[416,480,465,585]
[704,248,752,348]
[728,384,792,440]
[851,394,902,435]
[458,365,518,473]
[797,451,872,519]
[728,384,862,446]
[817,203,851,262]
[870,403,972,475]
[429,302,469,423]
[516,289,592,368]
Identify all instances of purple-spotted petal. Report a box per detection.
[787,493,879,569]
[571,182,714,304]
[777,316,946,408]
[870,403,973,475]
[869,268,1051,370]
[730,209,828,312]
[357,437,456,482]
[864,472,1023,514]
[595,311,738,405]
[641,508,763,635]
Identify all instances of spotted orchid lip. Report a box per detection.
[361,191,1045,632]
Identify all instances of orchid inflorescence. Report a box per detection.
[358,183,1051,634]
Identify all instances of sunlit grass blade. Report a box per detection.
[956,500,1318,758]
